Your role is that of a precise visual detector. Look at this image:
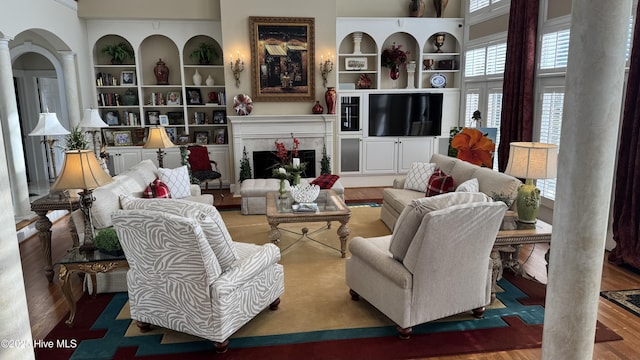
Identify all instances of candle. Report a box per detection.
[292,158,300,168]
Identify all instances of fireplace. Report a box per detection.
[252,150,316,179]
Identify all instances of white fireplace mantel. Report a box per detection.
[229,115,335,182]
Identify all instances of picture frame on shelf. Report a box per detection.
[167,111,184,125]
[249,16,315,102]
[164,127,177,143]
[212,110,226,124]
[104,111,120,125]
[120,71,135,85]
[113,130,133,146]
[102,129,115,146]
[213,128,226,144]
[345,57,367,71]
[146,111,160,125]
[186,87,203,105]
[166,91,181,105]
[194,131,209,145]
[194,112,206,125]
[177,135,190,145]
[159,114,169,126]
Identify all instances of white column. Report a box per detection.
[542,1,631,359]
[0,36,35,360]
[0,37,31,217]
[59,51,81,128]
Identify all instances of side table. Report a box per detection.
[30,192,81,282]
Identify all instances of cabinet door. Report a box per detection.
[363,138,397,174]
[338,137,362,174]
[112,149,142,175]
[206,145,230,185]
[398,137,433,173]
[339,93,364,133]
[141,148,182,169]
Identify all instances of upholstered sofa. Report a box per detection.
[380,153,521,230]
[71,159,213,293]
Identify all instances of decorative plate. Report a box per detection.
[233,94,253,116]
[430,73,447,88]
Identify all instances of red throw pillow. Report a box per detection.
[311,174,340,189]
[188,146,211,171]
[143,178,171,199]
[425,168,454,197]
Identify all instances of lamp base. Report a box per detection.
[515,179,541,224]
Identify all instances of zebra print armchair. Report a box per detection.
[112,205,284,353]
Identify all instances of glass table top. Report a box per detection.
[56,247,126,265]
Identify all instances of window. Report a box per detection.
[463,82,503,170]
[536,85,565,200]
[539,29,570,70]
[464,42,506,77]
[469,0,503,13]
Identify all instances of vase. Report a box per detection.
[409,0,426,17]
[154,58,169,85]
[390,65,400,80]
[279,179,287,199]
[290,171,302,186]
[433,0,448,18]
[122,89,137,106]
[193,69,202,86]
[205,75,214,86]
[325,87,337,114]
[312,101,324,114]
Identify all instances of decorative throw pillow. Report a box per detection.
[158,165,191,199]
[311,174,340,189]
[143,178,171,198]
[456,178,479,193]
[404,162,436,192]
[120,195,239,270]
[425,168,455,197]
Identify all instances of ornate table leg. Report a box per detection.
[490,248,502,303]
[34,210,54,283]
[337,221,351,258]
[268,220,281,244]
[58,265,78,326]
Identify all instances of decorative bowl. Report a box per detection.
[290,184,320,204]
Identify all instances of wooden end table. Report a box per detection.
[30,192,81,282]
[266,190,352,257]
[490,213,552,302]
[56,248,128,326]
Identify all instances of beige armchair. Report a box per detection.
[346,192,506,339]
[111,203,284,353]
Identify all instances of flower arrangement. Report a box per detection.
[381,42,409,69]
[450,127,495,168]
[274,135,300,166]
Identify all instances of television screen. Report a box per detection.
[368,93,443,137]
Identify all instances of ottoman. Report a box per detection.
[240,177,345,215]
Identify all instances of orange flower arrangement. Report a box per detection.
[451,127,495,168]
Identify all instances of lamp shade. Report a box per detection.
[50,150,113,191]
[28,112,70,136]
[79,109,109,129]
[504,142,558,180]
[143,127,175,149]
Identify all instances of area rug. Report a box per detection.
[601,289,640,318]
[37,206,622,359]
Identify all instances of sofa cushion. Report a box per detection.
[91,180,129,229]
[143,178,171,198]
[404,162,435,192]
[382,188,427,215]
[311,174,340,189]
[389,192,493,262]
[456,178,479,193]
[158,166,191,199]
[120,195,239,270]
[449,159,480,188]
[426,169,454,197]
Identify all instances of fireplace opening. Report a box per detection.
[252,150,316,179]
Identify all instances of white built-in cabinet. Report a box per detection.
[86,20,230,185]
[335,18,463,176]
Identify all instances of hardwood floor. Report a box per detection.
[18,188,640,359]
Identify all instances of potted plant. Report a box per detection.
[101,42,134,65]
[64,126,88,151]
[190,42,219,65]
[94,228,124,256]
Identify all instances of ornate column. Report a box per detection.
[541,1,631,359]
[0,37,30,217]
[59,51,81,127]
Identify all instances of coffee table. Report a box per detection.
[56,248,128,326]
[490,213,552,302]
[266,190,351,257]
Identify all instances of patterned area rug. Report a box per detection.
[601,289,640,317]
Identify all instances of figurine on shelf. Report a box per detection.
[357,74,372,89]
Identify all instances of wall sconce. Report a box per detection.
[229,51,245,88]
[320,52,334,87]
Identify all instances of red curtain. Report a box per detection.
[497,0,539,172]
[609,3,640,270]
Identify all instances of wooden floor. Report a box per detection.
[18,187,640,359]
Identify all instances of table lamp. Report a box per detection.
[78,108,109,156]
[28,112,70,178]
[50,150,113,252]
[143,126,174,168]
[505,142,558,224]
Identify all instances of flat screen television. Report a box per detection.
[368,92,443,137]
